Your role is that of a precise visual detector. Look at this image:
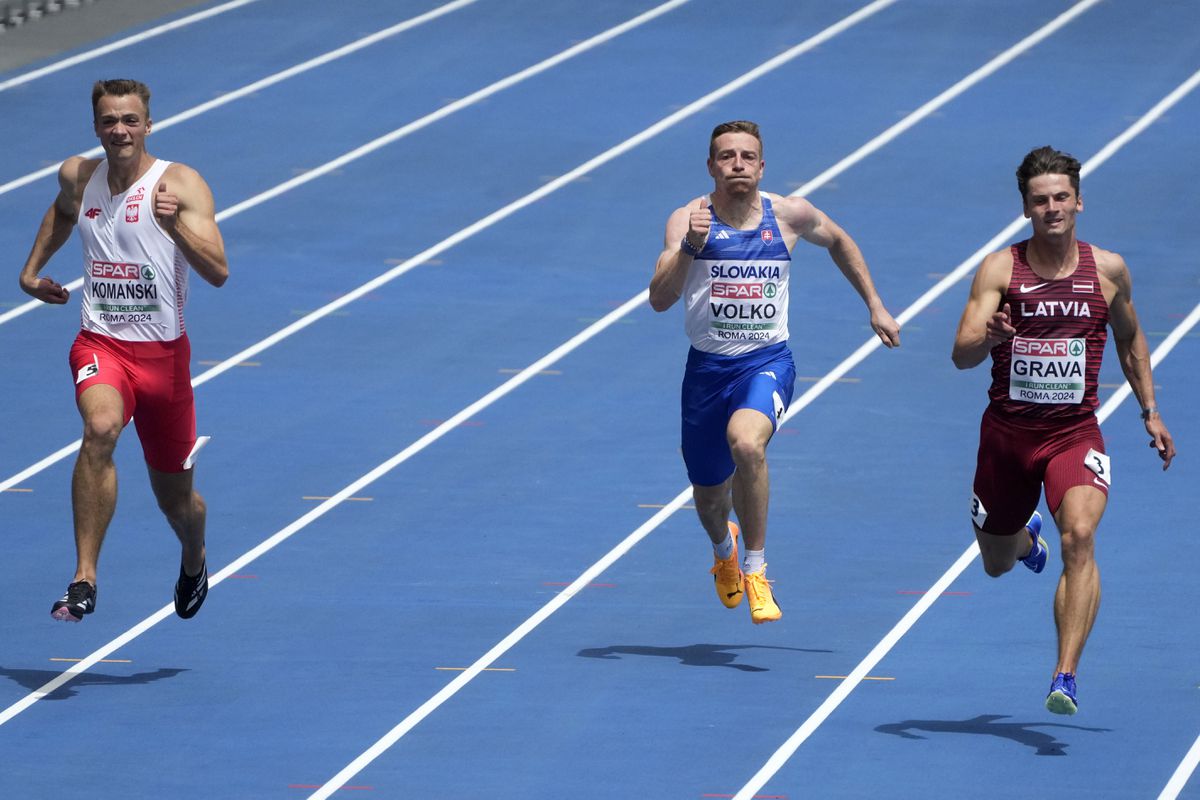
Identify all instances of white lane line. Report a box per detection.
[1159,697,1200,800]
[0,0,899,750]
[732,70,1200,800]
[0,0,479,200]
[790,0,1103,198]
[0,0,685,326]
[0,290,646,730]
[313,6,1200,798]
[1154,304,1200,800]
[0,0,262,93]
[0,0,869,491]
[735,299,1200,800]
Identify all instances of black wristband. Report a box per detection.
[680,236,702,258]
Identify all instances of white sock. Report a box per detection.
[743,549,765,575]
[712,531,735,561]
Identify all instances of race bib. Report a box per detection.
[969,492,988,528]
[707,262,783,344]
[1009,336,1085,404]
[89,259,164,326]
[1085,448,1111,486]
[75,354,99,385]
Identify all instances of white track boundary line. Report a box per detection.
[0,0,477,200]
[0,0,478,200]
[0,0,261,93]
[0,0,881,491]
[0,291,647,730]
[790,0,1102,199]
[1155,304,1200,800]
[303,5,1145,794]
[732,70,1200,800]
[0,0,684,326]
[0,0,485,327]
[0,0,898,751]
[733,298,1200,800]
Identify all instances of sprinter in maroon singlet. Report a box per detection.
[952,146,1175,715]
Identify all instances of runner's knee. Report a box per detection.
[157,488,204,529]
[727,434,766,469]
[1059,525,1096,568]
[80,413,122,456]
[692,484,729,518]
[981,556,1014,578]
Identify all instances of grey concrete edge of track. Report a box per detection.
[0,0,903,729]
[0,0,1120,760]
[0,0,695,492]
[0,0,861,488]
[0,0,255,79]
[0,0,484,311]
[9,4,1198,795]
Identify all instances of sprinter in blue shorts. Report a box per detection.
[649,121,901,623]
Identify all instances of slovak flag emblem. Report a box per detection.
[761,229,773,243]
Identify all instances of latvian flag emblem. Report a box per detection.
[1073,280,1094,293]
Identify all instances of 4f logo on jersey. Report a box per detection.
[84,208,102,219]
[125,204,140,223]
[760,229,773,244]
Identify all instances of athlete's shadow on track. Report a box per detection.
[576,643,831,672]
[875,714,1112,756]
[0,665,188,700]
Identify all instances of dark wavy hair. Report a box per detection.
[1016,146,1081,200]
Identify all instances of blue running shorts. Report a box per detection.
[680,341,796,487]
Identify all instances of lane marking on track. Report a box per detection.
[0,0,695,493]
[0,0,687,326]
[302,496,373,502]
[0,0,262,93]
[303,5,1159,794]
[0,0,478,200]
[732,67,1200,800]
[896,590,971,596]
[0,0,901,755]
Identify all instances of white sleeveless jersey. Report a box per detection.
[682,194,792,355]
[77,159,188,341]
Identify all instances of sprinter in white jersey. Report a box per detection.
[18,80,228,623]
[650,121,900,624]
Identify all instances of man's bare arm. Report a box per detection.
[155,163,228,288]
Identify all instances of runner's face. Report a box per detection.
[94,94,151,163]
[708,132,763,195]
[1023,173,1081,238]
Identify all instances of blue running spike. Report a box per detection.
[1020,511,1048,574]
[1046,672,1078,715]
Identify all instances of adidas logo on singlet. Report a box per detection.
[715,230,730,239]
